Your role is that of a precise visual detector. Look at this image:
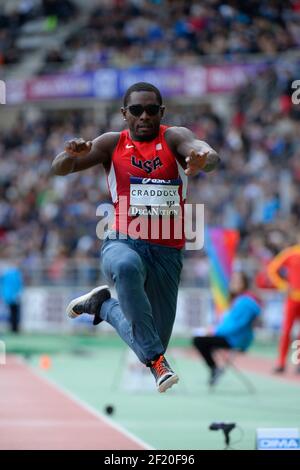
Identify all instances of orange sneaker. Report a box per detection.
[150,355,179,393]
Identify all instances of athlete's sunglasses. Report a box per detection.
[125,104,162,117]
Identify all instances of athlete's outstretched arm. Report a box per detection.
[51,132,119,176]
[166,126,220,176]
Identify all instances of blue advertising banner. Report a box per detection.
[5,63,268,103]
[118,67,184,96]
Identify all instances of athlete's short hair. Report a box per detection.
[123,82,163,107]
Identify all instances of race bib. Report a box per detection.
[129,177,181,217]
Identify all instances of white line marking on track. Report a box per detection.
[16,355,154,450]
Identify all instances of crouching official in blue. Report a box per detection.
[193,271,262,386]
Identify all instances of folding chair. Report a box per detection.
[216,348,257,394]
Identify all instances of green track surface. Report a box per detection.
[1,332,278,356]
[3,332,299,450]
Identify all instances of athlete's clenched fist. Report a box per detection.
[64,138,92,157]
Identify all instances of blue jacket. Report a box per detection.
[0,267,23,305]
[215,293,261,351]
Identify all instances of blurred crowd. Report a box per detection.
[64,0,300,72]
[1,63,300,286]
[1,0,300,71]
[0,0,77,67]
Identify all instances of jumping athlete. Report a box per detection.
[52,82,220,392]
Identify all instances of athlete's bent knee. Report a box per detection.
[114,256,143,280]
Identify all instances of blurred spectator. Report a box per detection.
[192,271,261,386]
[0,260,23,333]
[42,0,77,21]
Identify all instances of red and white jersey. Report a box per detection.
[106,125,187,249]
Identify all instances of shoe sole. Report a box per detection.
[158,374,179,393]
[66,285,110,319]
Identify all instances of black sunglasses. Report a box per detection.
[125,104,162,117]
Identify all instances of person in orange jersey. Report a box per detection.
[267,242,300,373]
